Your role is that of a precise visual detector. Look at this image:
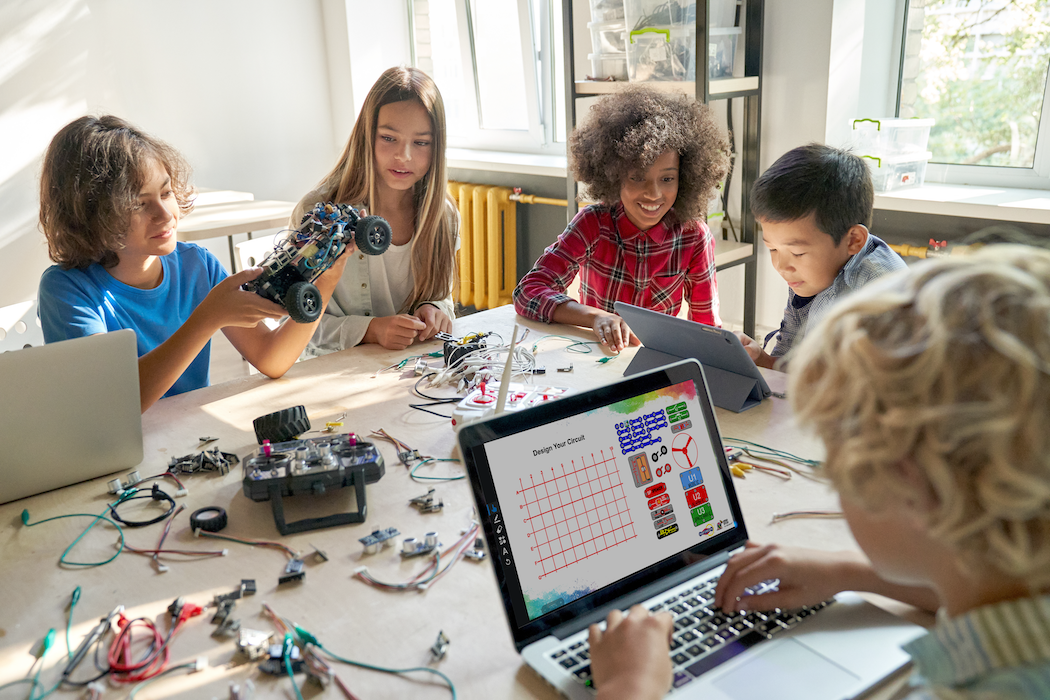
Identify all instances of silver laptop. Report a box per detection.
[0,330,142,504]
[457,359,923,699]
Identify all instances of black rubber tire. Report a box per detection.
[355,215,392,256]
[253,406,311,444]
[285,281,322,323]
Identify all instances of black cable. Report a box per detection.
[92,631,111,678]
[412,373,462,404]
[59,629,110,687]
[408,403,454,419]
[107,485,176,528]
[409,371,462,419]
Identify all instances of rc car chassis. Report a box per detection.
[242,202,392,323]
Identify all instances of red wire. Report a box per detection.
[156,505,183,550]
[107,604,202,683]
[107,616,170,683]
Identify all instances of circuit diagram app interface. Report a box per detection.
[486,380,736,621]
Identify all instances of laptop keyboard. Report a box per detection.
[547,578,834,693]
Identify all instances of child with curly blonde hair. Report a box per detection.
[513,87,730,351]
[592,244,1050,699]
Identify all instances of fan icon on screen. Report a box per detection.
[672,433,699,469]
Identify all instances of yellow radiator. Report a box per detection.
[448,182,517,310]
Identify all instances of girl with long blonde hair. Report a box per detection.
[291,66,458,352]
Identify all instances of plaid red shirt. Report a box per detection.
[513,203,720,326]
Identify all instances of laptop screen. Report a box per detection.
[458,359,748,649]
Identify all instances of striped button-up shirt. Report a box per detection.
[513,203,720,327]
[902,595,1050,699]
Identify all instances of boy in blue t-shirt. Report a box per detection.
[37,115,348,412]
[736,144,905,368]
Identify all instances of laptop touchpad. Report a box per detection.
[712,639,858,700]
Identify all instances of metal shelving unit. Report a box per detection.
[562,0,764,336]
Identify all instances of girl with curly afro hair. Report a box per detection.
[513,86,730,350]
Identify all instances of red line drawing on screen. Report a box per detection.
[517,447,637,579]
[672,433,699,469]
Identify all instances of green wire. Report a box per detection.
[289,625,456,699]
[29,676,60,700]
[532,334,602,355]
[284,633,304,700]
[66,587,81,662]
[20,491,132,567]
[409,458,465,482]
[722,437,822,468]
[397,351,446,369]
[322,645,456,698]
[318,645,456,698]
[15,614,72,700]
[26,629,55,698]
[0,679,43,696]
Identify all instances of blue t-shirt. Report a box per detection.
[38,242,228,398]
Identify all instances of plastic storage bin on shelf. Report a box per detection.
[623,0,741,33]
[589,19,627,55]
[709,27,741,78]
[863,151,932,193]
[589,0,625,22]
[588,52,628,81]
[625,25,740,81]
[627,26,694,81]
[622,0,742,82]
[851,118,935,156]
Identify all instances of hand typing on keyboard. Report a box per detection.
[714,541,940,614]
[589,605,674,700]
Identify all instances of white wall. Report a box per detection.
[345,1,412,121]
[0,0,341,315]
[826,0,900,150]
[717,0,837,333]
[1,0,853,338]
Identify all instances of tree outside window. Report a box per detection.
[899,0,1050,169]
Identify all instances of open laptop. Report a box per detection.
[0,330,143,504]
[614,302,771,412]
[458,359,923,699]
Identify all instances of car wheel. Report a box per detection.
[285,281,322,323]
[355,215,392,256]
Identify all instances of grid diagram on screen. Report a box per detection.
[517,447,636,579]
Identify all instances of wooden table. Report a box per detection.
[0,305,917,699]
[178,200,296,271]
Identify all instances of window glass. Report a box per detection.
[551,0,566,143]
[425,0,469,138]
[899,0,1050,168]
[471,0,530,130]
[410,0,565,152]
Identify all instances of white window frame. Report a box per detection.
[893,0,1050,190]
[410,0,566,155]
